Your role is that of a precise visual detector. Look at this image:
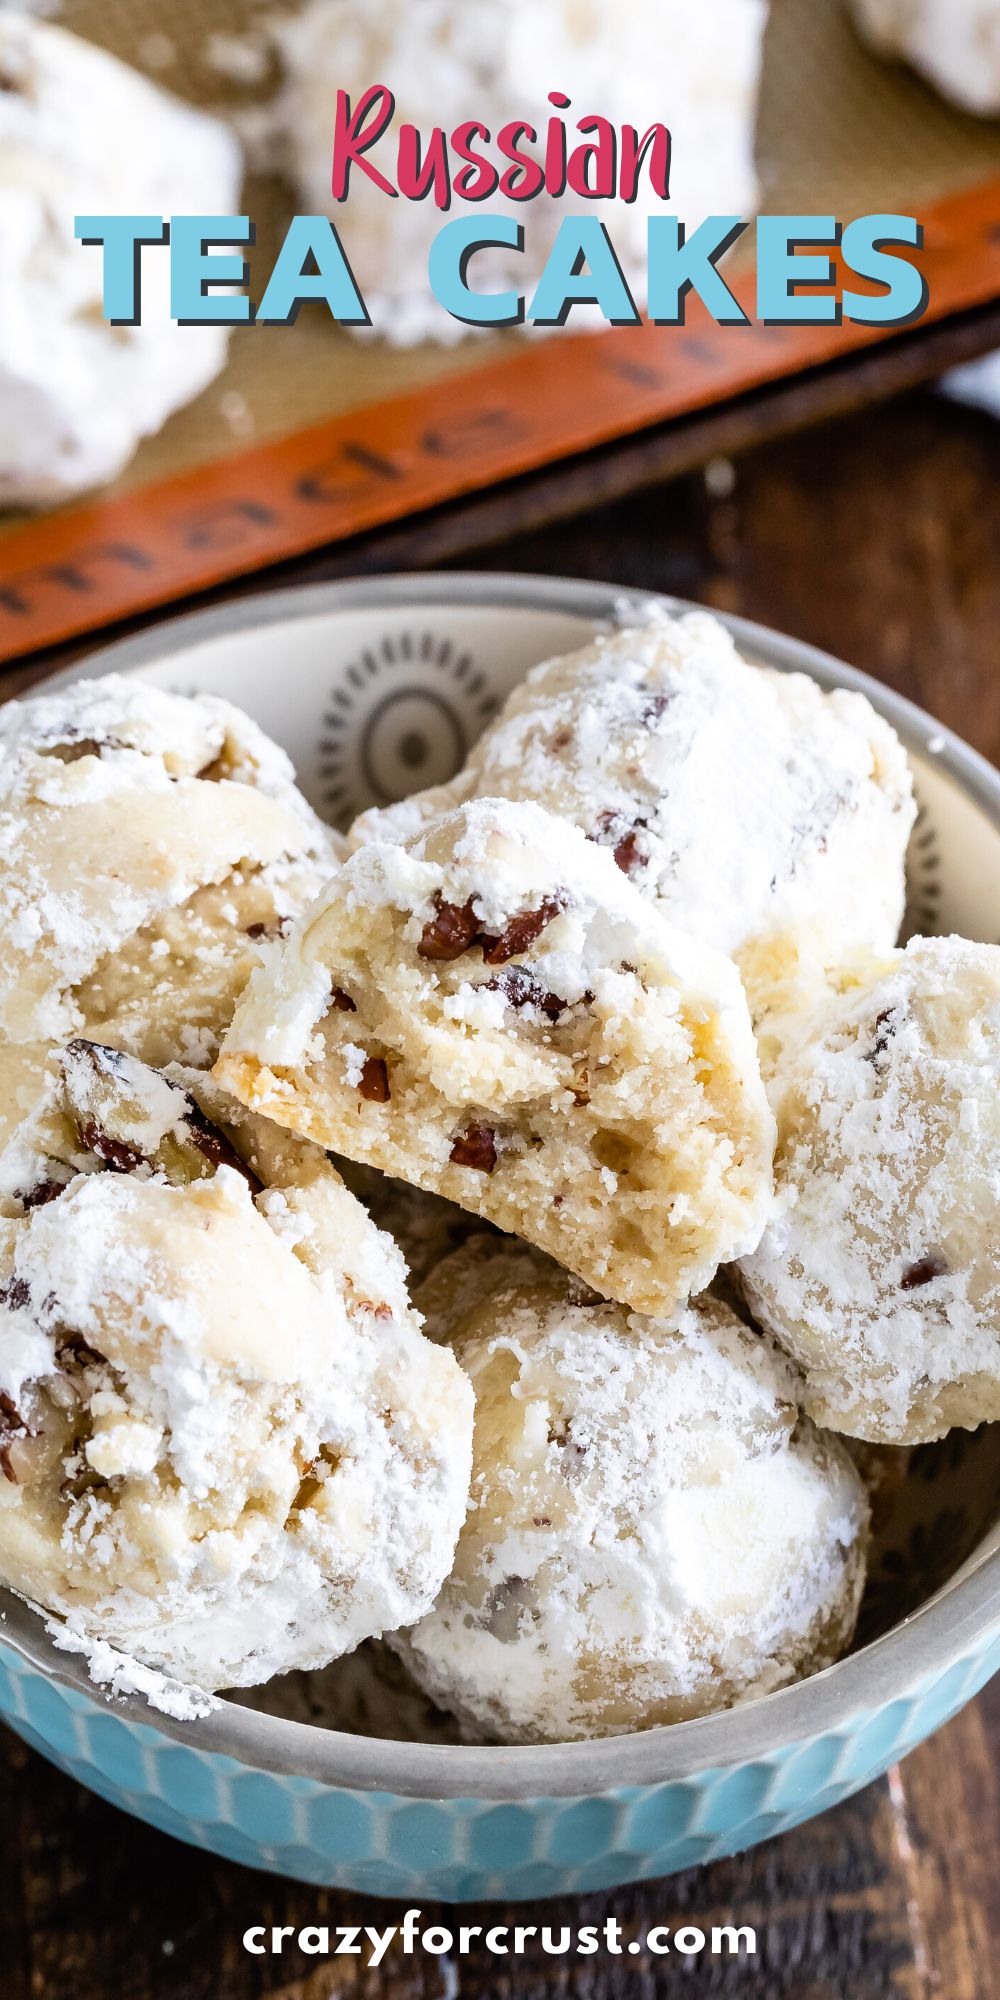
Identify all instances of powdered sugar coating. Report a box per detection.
[396,1239,868,1743]
[849,0,1000,116]
[0,14,241,505]
[0,1045,473,1692]
[740,937,1000,1443]
[352,612,915,1019]
[0,674,341,1063]
[217,797,776,1315]
[279,0,766,346]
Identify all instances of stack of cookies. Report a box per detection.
[1,611,998,1744]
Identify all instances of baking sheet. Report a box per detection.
[1,0,999,666]
[4,0,1000,518]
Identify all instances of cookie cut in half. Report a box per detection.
[352,611,915,1024]
[217,799,775,1314]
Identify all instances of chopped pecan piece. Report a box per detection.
[593,812,650,878]
[63,1041,260,1192]
[60,1460,108,1503]
[419,892,567,968]
[612,827,649,876]
[547,1415,589,1459]
[55,1331,106,1373]
[245,916,291,941]
[449,1124,497,1174]
[63,1043,146,1172]
[39,737,105,764]
[641,693,673,727]
[18,1178,68,1211]
[77,1120,146,1175]
[867,1007,900,1072]
[484,966,566,1022]
[183,1104,263,1194]
[481,896,565,966]
[418,895,482,961]
[901,1255,948,1291]
[0,1277,31,1314]
[64,1038,125,1076]
[358,1057,390,1103]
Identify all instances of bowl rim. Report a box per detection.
[4,567,999,1803]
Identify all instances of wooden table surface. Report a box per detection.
[1,385,999,1998]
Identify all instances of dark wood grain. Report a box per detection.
[0,1705,983,1999]
[461,391,1000,768]
[2,383,999,1996]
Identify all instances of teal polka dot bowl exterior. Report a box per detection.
[4,573,1000,1901]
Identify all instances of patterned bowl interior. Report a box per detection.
[30,579,1000,1745]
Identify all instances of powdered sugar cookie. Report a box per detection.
[0,1042,473,1691]
[0,674,340,1065]
[352,612,915,1021]
[395,1238,868,1742]
[849,0,1000,116]
[740,937,1000,1443]
[216,798,775,1315]
[0,14,241,505]
[280,0,766,345]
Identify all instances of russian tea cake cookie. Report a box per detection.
[279,0,767,344]
[0,674,339,1065]
[216,798,775,1315]
[0,14,242,504]
[849,0,1000,116]
[395,1238,868,1743]
[740,937,1000,1443]
[0,1042,473,1691]
[352,612,915,1019]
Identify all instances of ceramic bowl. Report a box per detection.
[2,572,999,1901]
